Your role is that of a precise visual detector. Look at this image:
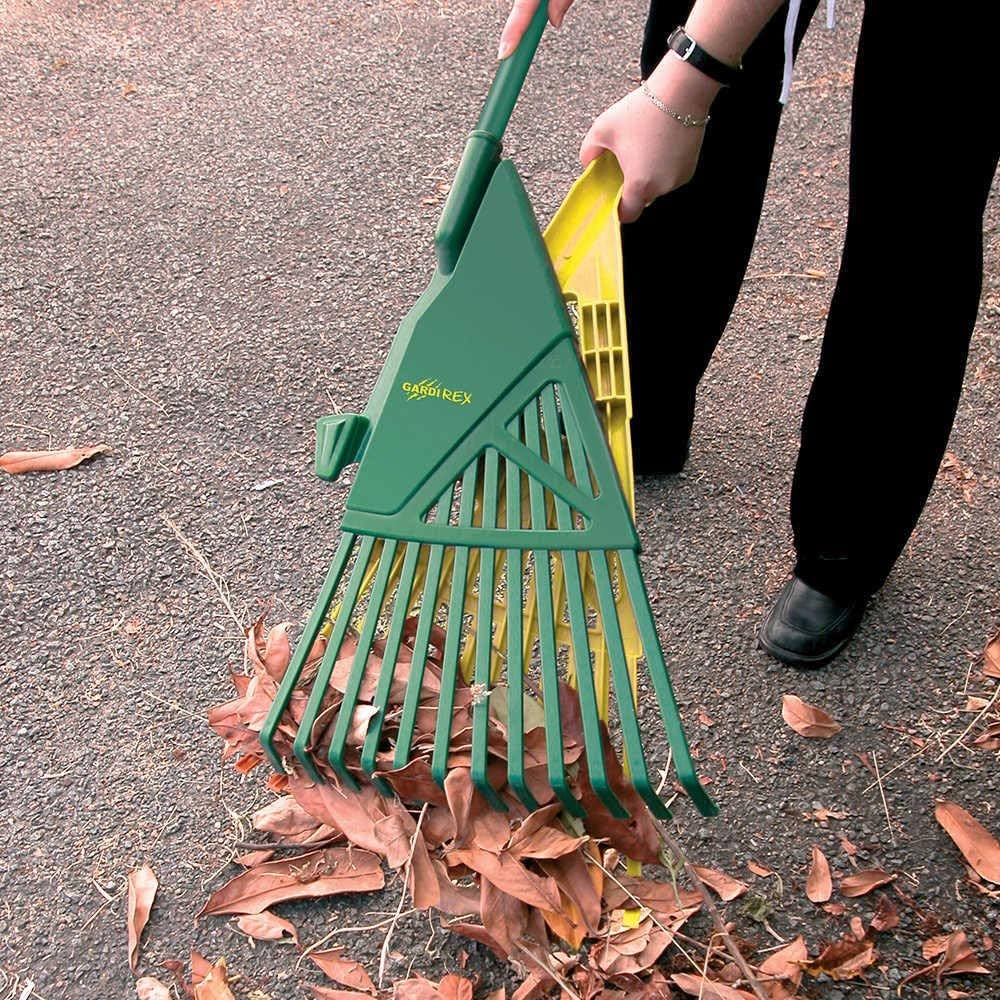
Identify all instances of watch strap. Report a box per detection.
[666,26,742,87]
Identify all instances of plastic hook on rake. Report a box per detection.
[259,533,358,773]
[292,534,378,785]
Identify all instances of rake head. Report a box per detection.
[259,156,717,824]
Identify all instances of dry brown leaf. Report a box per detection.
[869,893,900,932]
[252,795,325,838]
[840,869,895,897]
[127,865,158,972]
[923,934,952,960]
[938,930,990,978]
[692,866,749,901]
[0,443,110,474]
[802,935,878,981]
[806,845,833,903]
[200,848,384,916]
[984,631,1000,678]
[935,800,1000,884]
[191,950,214,985]
[235,910,297,943]
[670,973,756,999]
[309,948,376,994]
[971,722,1000,752]
[393,975,451,999]
[758,935,807,989]
[781,694,842,738]
[193,958,236,1000]
[437,975,475,1000]
[822,901,847,916]
[804,807,848,826]
[136,978,172,1000]
[747,860,775,878]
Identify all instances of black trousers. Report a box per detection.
[623,0,999,598]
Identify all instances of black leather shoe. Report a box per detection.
[758,576,866,668]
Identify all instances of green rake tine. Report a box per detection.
[293,534,378,784]
[431,459,479,790]
[260,534,357,773]
[327,537,400,783]
[619,550,719,818]
[590,552,670,820]
[503,437,540,812]
[470,448,507,811]
[361,540,422,795]
[523,397,584,818]
[539,386,627,819]
[393,483,455,770]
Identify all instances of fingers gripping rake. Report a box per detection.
[259,5,717,822]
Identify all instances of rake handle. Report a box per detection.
[434,1,549,273]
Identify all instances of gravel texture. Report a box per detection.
[1,1,997,998]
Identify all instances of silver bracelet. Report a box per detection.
[639,81,711,128]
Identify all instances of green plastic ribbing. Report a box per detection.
[470,448,507,811]
[503,418,540,812]
[589,552,671,820]
[619,550,719,818]
[431,461,479,789]
[523,398,584,818]
[360,541,422,794]
[327,538,399,783]
[259,534,357,773]
[293,535,378,784]
[539,387,628,819]
[393,486,455,769]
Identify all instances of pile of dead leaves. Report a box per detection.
[181,618,998,999]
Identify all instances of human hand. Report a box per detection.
[580,60,721,223]
[498,0,575,60]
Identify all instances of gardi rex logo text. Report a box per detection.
[401,378,472,406]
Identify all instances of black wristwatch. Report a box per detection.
[666,26,742,87]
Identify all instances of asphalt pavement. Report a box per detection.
[1,2,997,998]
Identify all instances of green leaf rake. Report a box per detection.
[259,5,717,823]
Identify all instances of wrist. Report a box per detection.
[646,54,722,117]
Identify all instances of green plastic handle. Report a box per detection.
[434,2,548,273]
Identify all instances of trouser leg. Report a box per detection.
[623,0,818,472]
[791,3,1000,598]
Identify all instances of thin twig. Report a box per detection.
[110,364,166,412]
[871,750,896,846]
[515,943,582,1000]
[862,739,934,793]
[232,837,342,852]
[939,592,974,637]
[378,803,428,987]
[935,683,1000,763]
[655,821,769,1000]
[298,911,417,967]
[161,514,248,629]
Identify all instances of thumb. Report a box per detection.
[579,129,607,168]
[618,183,647,224]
